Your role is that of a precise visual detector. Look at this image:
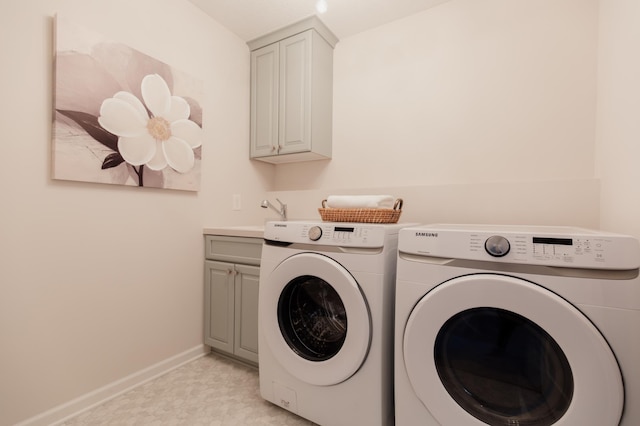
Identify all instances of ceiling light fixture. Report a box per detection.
[316,0,328,14]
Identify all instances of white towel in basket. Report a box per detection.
[326,195,395,209]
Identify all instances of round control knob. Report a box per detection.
[485,235,510,257]
[308,226,323,241]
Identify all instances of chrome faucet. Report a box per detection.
[261,198,287,221]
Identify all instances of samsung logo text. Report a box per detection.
[415,232,438,237]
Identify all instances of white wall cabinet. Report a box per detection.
[249,17,338,163]
[204,235,262,365]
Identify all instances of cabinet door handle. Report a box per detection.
[227,269,233,275]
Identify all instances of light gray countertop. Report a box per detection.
[203,226,264,239]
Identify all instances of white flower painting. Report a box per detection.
[53,15,204,191]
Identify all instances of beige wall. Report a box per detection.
[268,0,602,228]
[0,1,269,425]
[1,0,634,424]
[269,180,600,228]
[274,0,599,191]
[597,0,640,238]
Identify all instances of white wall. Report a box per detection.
[269,0,601,228]
[1,0,631,424]
[275,0,599,190]
[270,180,600,228]
[597,0,640,238]
[0,1,270,425]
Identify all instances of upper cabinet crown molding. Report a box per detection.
[247,15,339,51]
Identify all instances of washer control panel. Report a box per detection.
[399,224,640,270]
[264,221,409,248]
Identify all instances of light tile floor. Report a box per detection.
[61,352,317,426]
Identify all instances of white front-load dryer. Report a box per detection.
[259,220,412,426]
[395,224,640,426]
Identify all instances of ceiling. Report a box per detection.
[187,0,451,42]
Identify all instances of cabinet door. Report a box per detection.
[234,264,260,364]
[204,260,235,353]
[278,31,312,155]
[250,43,279,158]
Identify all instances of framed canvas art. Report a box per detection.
[52,15,204,191]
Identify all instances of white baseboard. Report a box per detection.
[15,344,209,426]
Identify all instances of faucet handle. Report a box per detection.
[276,198,287,220]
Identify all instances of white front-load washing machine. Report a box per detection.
[395,224,640,426]
[259,220,411,426]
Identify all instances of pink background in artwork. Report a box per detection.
[53,16,204,191]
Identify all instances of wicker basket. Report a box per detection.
[318,199,403,223]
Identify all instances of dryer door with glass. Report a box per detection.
[261,252,371,386]
[403,273,623,426]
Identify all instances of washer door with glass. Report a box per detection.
[403,274,623,426]
[262,252,371,386]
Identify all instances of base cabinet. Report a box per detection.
[204,236,262,365]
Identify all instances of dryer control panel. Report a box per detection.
[264,220,410,248]
[399,224,640,270]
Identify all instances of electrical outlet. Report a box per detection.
[232,194,241,211]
